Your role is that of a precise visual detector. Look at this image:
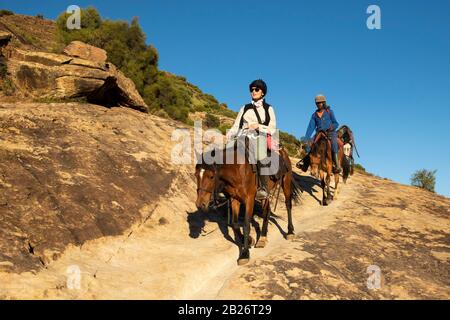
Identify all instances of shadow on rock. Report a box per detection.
[292,172,322,205]
[187,200,267,246]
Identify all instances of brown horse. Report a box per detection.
[309,131,344,206]
[195,139,301,265]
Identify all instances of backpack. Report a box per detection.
[238,101,271,129]
[238,101,278,151]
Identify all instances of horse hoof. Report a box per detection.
[250,236,256,247]
[255,237,267,248]
[237,258,250,266]
[286,233,295,241]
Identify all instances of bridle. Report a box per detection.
[196,186,215,194]
[196,163,221,206]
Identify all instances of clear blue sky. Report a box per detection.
[2,0,450,197]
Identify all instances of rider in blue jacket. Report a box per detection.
[300,94,342,174]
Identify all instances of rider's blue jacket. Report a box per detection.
[304,107,339,140]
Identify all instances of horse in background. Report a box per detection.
[309,130,344,206]
[338,125,357,183]
[342,143,353,183]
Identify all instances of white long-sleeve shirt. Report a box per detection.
[226,100,276,140]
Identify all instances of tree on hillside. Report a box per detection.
[56,7,158,95]
[205,113,220,128]
[0,9,14,17]
[411,169,436,193]
[55,7,220,124]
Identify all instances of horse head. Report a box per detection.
[309,130,329,176]
[194,161,218,212]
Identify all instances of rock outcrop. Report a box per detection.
[0,102,192,273]
[1,37,148,112]
[63,40,107,64]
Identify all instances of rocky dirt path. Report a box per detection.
[190,171,353,299]
[1,164,354,299]
[1,167,448,299]
[216,173,450,300]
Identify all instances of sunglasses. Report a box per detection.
[250,87,261,93]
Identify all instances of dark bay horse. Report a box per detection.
[309,131,344,206]
[194,140,301,265]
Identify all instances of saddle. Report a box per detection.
[312,131,332,150]
[235,137,288,181]
[270,151,289,181]
[312,131,344,150]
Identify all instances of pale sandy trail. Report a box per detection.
[1,168,353,300]
[190,174,353,299]
[2,169,448,300]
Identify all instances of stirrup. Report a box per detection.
[256,188,269,200]
[217,192,227,199]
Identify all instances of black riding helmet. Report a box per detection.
[249,79,267,96]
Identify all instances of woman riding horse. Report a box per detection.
[226,79,276,200]
[195,79,301,265]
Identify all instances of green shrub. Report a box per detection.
[0,9,14,17]
[56,7,158,96]
[217,125,227,135]
[53,6,280,136]
[279,131,303,157]
[143,72,192,123]
[204,113,220,128]
[0,77,15,95]
[411,169,436,193]
[0,64,7,78]
[215,107,237,118]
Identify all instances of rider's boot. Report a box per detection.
[296,154,310,172]
[332,152,342,174]
[256,163,269,200]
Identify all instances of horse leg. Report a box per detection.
[282,175,295,239]
[238,197,254,265]
[320,172,328,206]
[333,172,340,200]
[230,199,242,246]
[326,172,332,202]
[255,198,270,248]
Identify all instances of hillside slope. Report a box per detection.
[0,102,448,300]
[0,102,193,273]
[217,173,450,299]
[0,13,59,52]
[0,10,447,301]
[0,11,303,157]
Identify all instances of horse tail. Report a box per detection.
[290,175,302,204]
